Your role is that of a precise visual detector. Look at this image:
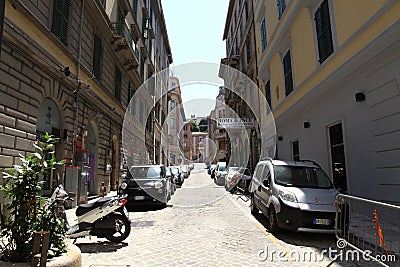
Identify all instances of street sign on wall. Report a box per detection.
[217,118,254,128]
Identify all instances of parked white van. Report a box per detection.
[250,158,341,233]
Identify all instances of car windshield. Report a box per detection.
[128,166,161,179]
[274,165,333,189]
[171,168,179,174]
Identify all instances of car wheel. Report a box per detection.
[268,206,279,233]
[250,195,259,215]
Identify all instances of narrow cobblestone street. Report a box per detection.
[64,164,378,267]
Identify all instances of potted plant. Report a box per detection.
[0,133,67,263]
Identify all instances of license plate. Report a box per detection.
[134,196,145,200]
[314,218,331,225]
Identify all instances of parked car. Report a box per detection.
[181,165,190,178]
[208,164,217,175]
[249,158,340,233]
[214,162,227,185]
[224,167,240,191]
[170,166,184,185]
[225,167,252,193]
[236,167,252,193]
[120,165,172,208]
[166,166,176,194]
[189,163,195,171]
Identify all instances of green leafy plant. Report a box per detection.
[0,133,67,262]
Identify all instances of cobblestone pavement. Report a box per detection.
[66,164,382,267]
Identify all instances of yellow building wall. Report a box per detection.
[270,53,285,108]
[273,1,400,119]
[290,8,317,87]
[265,0,278,42]
[333,0,387,46]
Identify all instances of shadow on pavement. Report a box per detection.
[252,212,337,249]
[77,241,128,253]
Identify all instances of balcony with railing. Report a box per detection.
[110,21,139,69]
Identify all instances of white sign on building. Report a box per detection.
[217,118,254,128]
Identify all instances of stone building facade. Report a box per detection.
[0,0,172,206]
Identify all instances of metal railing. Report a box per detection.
[335,194,400,266]
[110,21,139,60]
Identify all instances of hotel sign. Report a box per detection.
[217,118,254,128]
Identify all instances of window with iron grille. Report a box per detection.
[132,0,138,17]
[265,80,271,111]
[260,18,267,52]
[93,35,102,80]
[277,0,286,19]
[283,50,294,96]
[115,67,122,101]
[315,0,333,63]
[51,0,70,45]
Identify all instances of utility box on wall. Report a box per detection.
[65,166,79,209]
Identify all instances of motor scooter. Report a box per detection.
[51,185,131,242]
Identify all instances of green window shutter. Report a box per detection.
[265,80,271,110]
[315,0,333,63]
[93,35,102,80]
[51,0,70,45]
[283,50,293,96]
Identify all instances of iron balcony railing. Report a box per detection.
[110,21,139,60]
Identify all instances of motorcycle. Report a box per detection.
[51,185,131,243]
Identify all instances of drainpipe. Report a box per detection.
[72,0,85,165]
[251,0,261,164]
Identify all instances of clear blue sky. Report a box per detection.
[162,0,229,117]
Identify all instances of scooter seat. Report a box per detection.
[76,197,113,216]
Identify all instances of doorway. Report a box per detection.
[328,122,348,193]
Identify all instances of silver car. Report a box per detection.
[250,158,339,233]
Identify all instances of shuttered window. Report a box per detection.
[260,18,267,52]
[283,50,294,96]
[93,35,102,80]
[51,0,70,45]
[265,80,271,111]
[115,67,122,102]
[315,0,333,63]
